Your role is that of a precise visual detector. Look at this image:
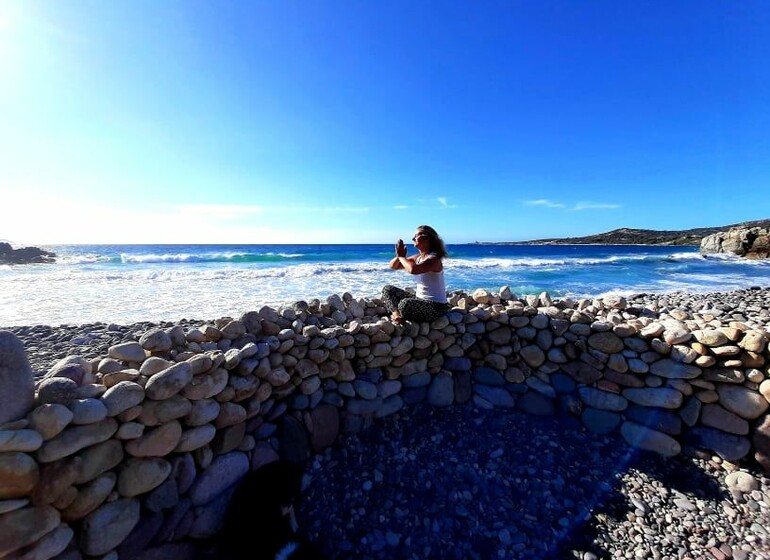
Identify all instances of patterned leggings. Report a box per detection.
[381,285,449,323]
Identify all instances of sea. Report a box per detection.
[2,243,769,327]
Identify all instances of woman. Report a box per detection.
[382,225,449,325]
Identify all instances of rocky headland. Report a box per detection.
[701,226,770,260]
[483,219,770,247]
[0,242,56,264]
[1,287,770,559]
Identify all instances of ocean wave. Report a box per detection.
[700,253,770,266]
[118,251,307,264]
[668,271,752,284]
[41,262,389,283]
[57,254,114,265]
[52,249,725,269]
[446,254,671,269]
[665,252,708,261]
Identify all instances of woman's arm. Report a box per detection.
[389,256,404,270]
[398,255,443,275]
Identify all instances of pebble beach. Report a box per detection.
[4,286,770,560]
[298,403,770,560]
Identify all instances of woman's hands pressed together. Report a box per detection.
[390,239,407,270]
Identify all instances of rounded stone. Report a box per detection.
[36,377,79,406]
[717,385,769,420]
[0,331,34,424]
[139,329,173,352]
[0,505,60,557]
[0,452,39,499]
[621,421,681,457]
[588,332,624,353]
[27,403,74,440]
[45,356,92,385]
[108,342,147,363]
[62,472,117,522]
[124,420,183,457]
[101,381,145,417]
[79,498,140,556]
[117,457,172,497]
[427,371,455,407]
[725,471,759,493]
[144,362,193,400]
[692,329,729,347]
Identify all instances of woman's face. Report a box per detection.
[412,230,429,250]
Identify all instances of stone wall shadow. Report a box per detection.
[296,404,729,560]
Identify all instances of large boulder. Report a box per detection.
[0,331,35,424]
[700,226,770,259]
[0,242,56,264]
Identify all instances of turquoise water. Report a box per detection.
[1,244,769,326]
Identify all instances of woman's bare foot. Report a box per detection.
[391,312,405,326]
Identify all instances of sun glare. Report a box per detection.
[0,4,16,73]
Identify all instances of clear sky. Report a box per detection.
[1,1,768,245]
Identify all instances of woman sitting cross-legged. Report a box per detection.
[382,224,449,325]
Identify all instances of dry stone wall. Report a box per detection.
[1,289,770,560]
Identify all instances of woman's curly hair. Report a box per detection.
[416,225,448,259]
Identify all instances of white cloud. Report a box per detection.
[414,197,457,209]
[572,202,621,211]
[393,205,409,210]
[522,199,620,211]
[436,197,458,209]
[523,199,566,208]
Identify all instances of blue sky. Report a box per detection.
[1,1,768,244]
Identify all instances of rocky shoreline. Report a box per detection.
[3,286,770,560]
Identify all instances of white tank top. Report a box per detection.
[415,253,447,303]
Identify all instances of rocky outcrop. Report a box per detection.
[700,226,770,259]
[0,243,56,264]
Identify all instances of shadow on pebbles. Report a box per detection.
[295,404,770,560]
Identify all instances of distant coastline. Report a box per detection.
[475,218,770,246]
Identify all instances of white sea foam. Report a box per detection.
[114,251,308,263]
[447,254,670,269]
[121,253,197,263]
[667,252,707,261]
[703,254,770,266]
[56,254,112,265]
